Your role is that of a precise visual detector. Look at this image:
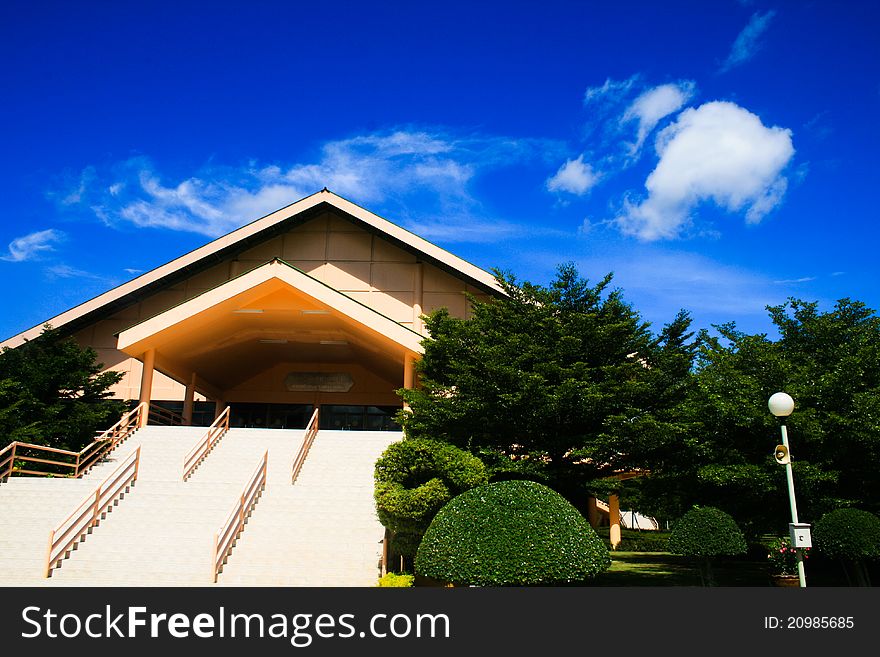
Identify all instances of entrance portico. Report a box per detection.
[117,258,423,427]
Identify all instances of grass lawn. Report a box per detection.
[593,551,854,586]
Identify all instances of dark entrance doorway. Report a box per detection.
[229,403,314,429]
[319,405,401,431]
[227,403,402,430]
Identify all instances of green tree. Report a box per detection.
[813,508,880,587]
[0,325,125,450]
[667,506,747,586]
[374,438,487,561]
[633,298,880,535]
[399,264,696,512]
[415,480,611,586]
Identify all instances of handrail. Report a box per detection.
[45,446,141,577]
[0,403,144,482]
[0,442,18,482]
[75,402,146,476]
[148,403,185,426]
[211,450,267,582]
[291,407,319,484]
[182,406,230,481]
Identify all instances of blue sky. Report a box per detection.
[1,0,878,341]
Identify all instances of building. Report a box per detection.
[1,189,501,430]
[0,191,630,586]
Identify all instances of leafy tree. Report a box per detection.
[399,264,697,512]
[415,480,611,586]
[374,438,487,560]
[813,508,880,586]
[632,298,880,536]
[0,325,125,450]
[667,506,747,586]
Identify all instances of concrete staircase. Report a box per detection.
[0,425,399,586]
[0,477,98,586]
[218,430,401,586]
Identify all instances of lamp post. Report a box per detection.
[768,392,808,588]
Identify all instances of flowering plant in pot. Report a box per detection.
[767,536,808,585]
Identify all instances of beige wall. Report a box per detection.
[225,361,401,407]
[73,211,491,403]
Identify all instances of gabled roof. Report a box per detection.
[1,189,502,349]
[116,258,425,357]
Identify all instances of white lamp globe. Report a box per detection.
[768,392,795,417]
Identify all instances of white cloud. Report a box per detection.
[719,11,777,73]
[616,101,795,240]
[773,276,816,284]
[584,76,638,105]
[45,264,114,283]
[402,215,565,244]
[71,129,559,241]
[546,155,600,195]
[59,167,95,205]
[1,229,65,262]
[621,81,696,155]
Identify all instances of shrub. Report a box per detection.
[813,508,880,586]
[414,480,611,586]
[374,438,487,559]
[376,573,414,587]
[594,527,670,552]
[767,536,810,576]
[668,506,747,586]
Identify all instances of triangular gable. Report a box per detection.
[1,189,501,349]
[116,258,424,357]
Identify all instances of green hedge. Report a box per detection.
[594,527,670,552]
[415,480,611,586]
[376,573,414,587]
[813,508,880,562]
[374,438,487,557]
[668,506,747,557]
[667,506,746,586]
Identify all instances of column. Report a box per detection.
[137,349,155,428]
[609,494,621,550]
[587,496,600,529]
[413,262,424,334]
[402,353,415,411]
[182,372,196,426]
[214,398,226,421]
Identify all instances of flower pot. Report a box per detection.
[771,574,800,587]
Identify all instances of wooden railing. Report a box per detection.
[182,406,230,481]
[291,407,319,483]
[148,403,185,426]
[0,403,145,482]
[44,446,141,577]
[211,450,267,582]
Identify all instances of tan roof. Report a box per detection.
[117,258,425,357]
[1,189,502,349]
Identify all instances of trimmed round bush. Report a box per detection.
[668,506,747,557]
[813,508,880,562]
[374,438,487,557]
[668,506,746,586]
[414,480,611,586]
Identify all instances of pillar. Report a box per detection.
[413,262,424,334]
[137,349,155,427]
[182,373,196,426]
[402,353,416,411]
[609,494,621,550]
[214,398,226,421]
[587,496,600,529]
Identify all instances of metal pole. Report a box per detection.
[780,424,807,588]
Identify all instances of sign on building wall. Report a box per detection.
[284,372,354,392]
